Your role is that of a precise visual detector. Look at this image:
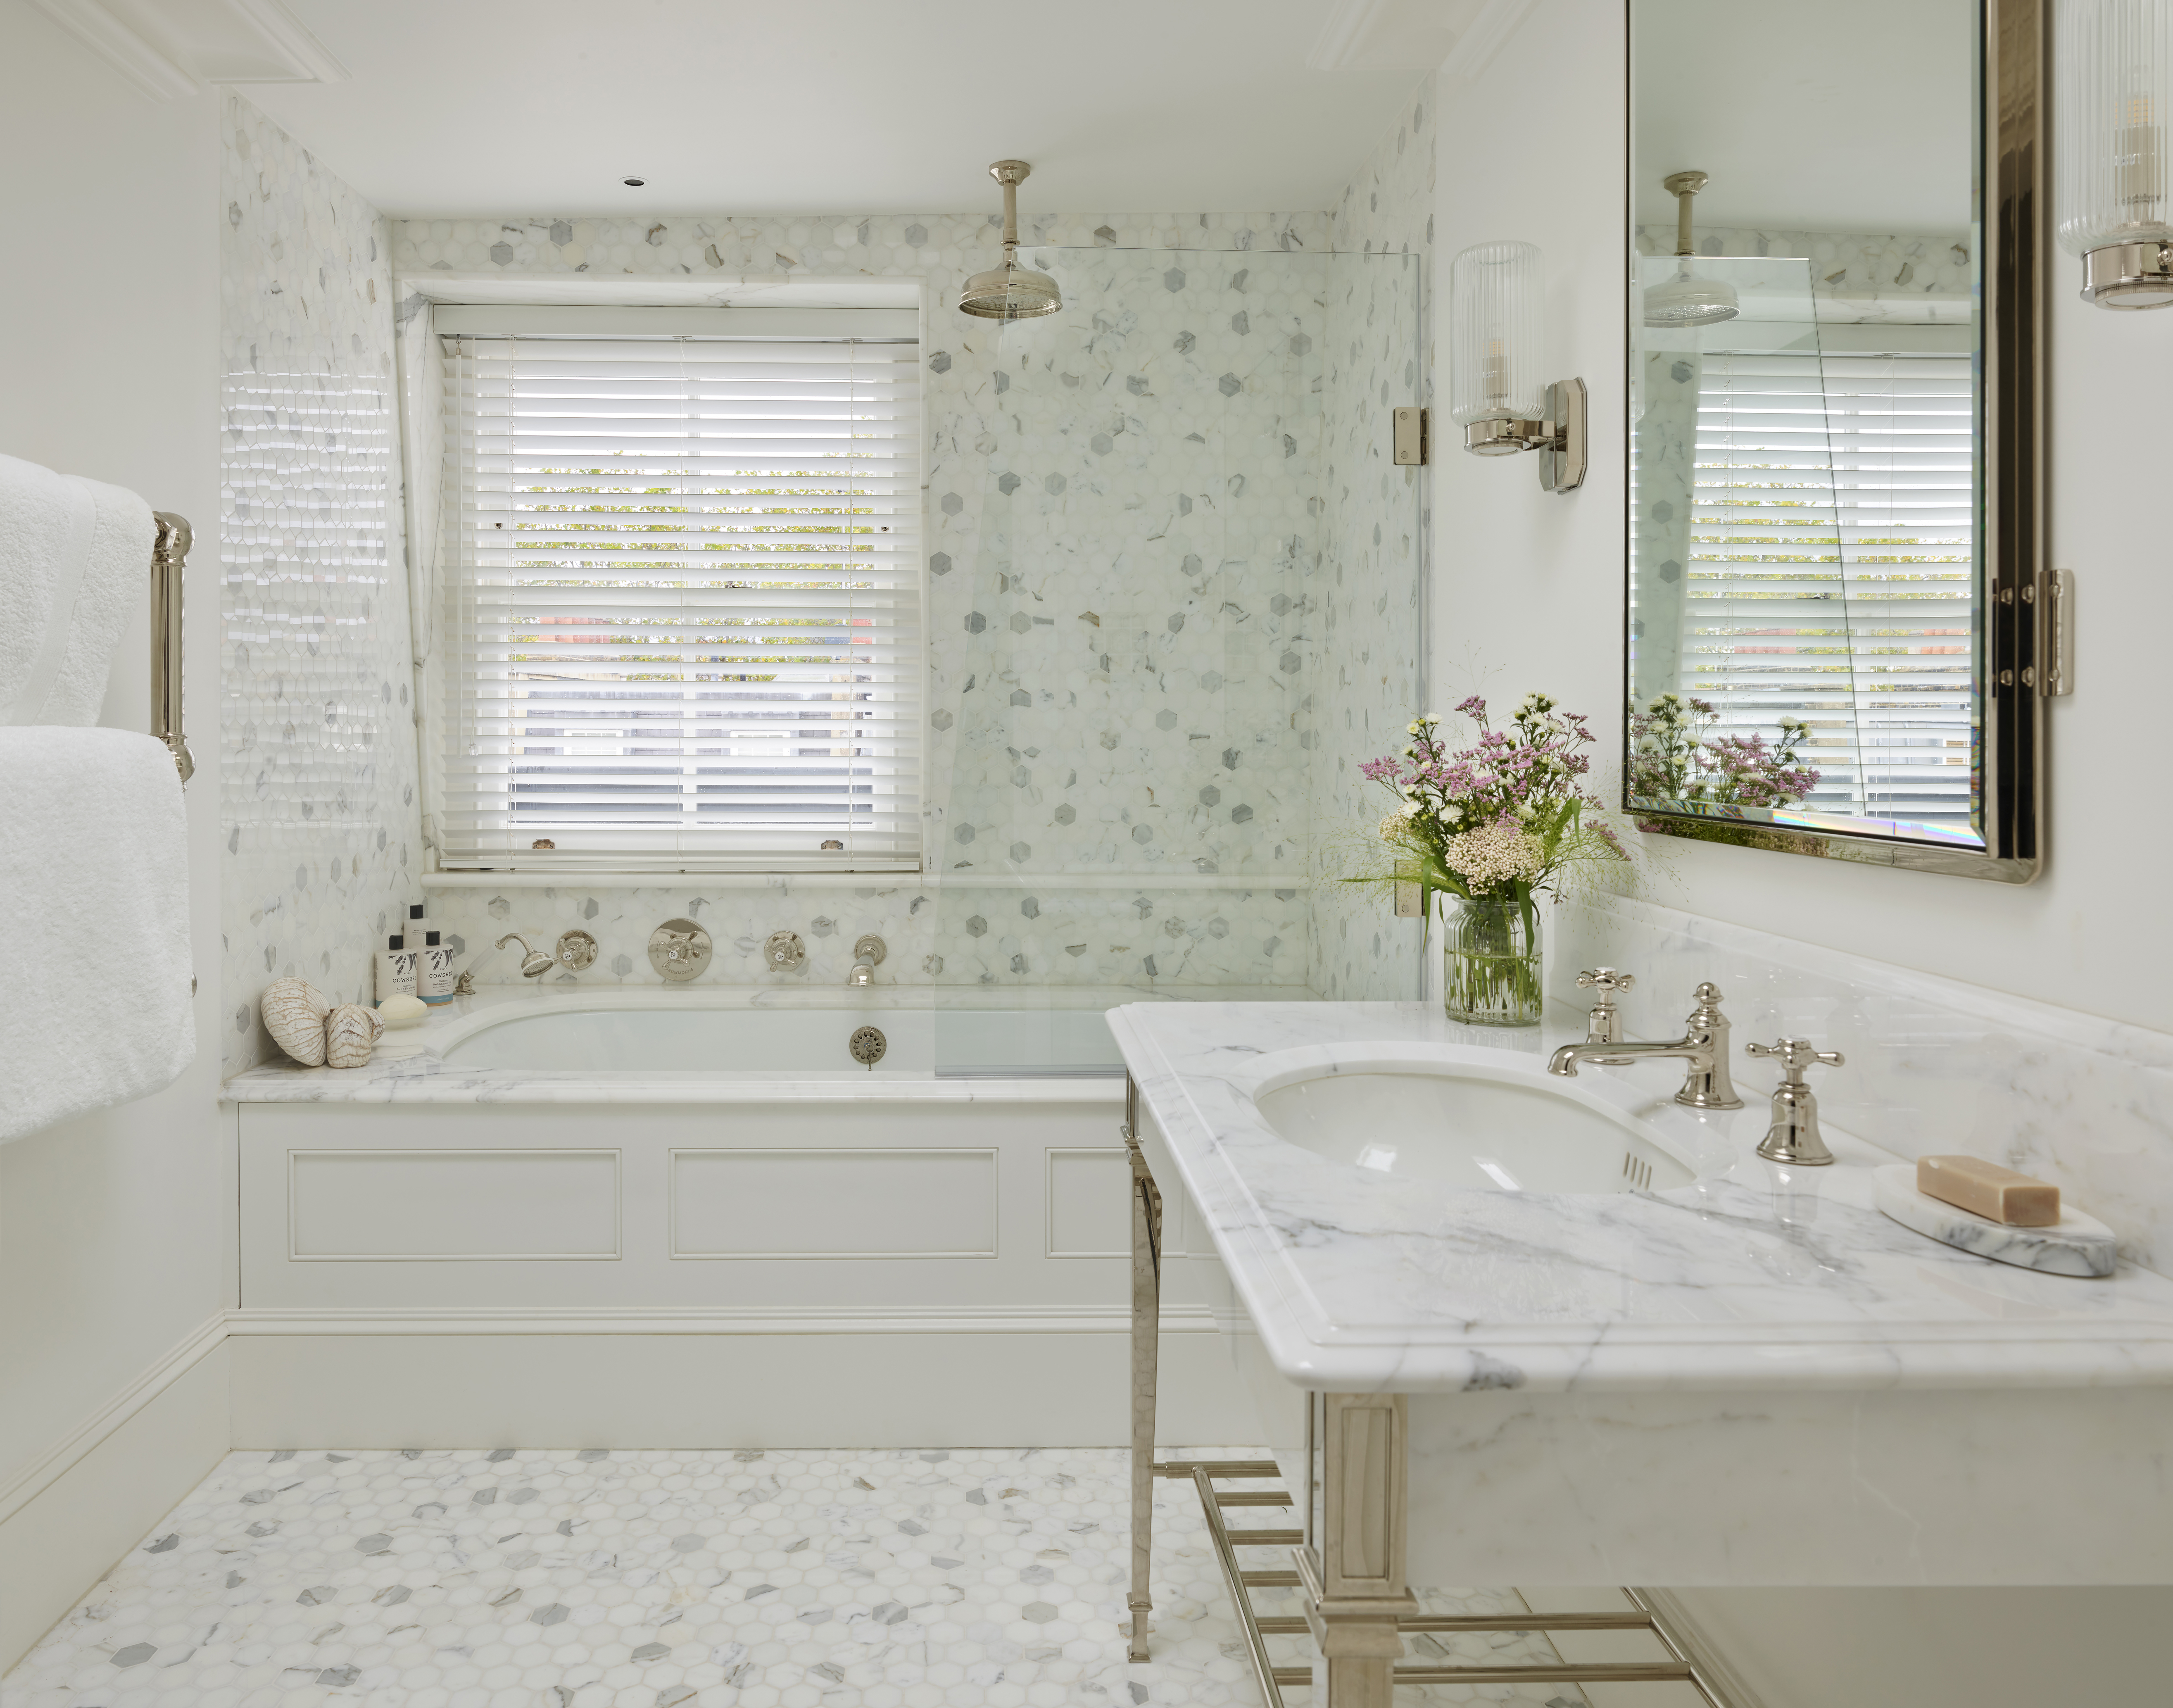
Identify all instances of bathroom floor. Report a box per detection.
[2,1448,1587,1708]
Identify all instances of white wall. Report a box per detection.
[0,0,230,1667]
[1429,0,2173,1696]
[1432,0,2173,1035]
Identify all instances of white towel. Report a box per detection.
[0,728,194,1144]
[0,451,155,726]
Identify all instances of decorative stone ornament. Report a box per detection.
[261,978,333,1066]
[325,1003,385,1069]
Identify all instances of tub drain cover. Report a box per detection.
[849,1025,887,1066]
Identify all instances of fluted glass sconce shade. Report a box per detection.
[1450,241,1546,436]
[1446,240,1586,491]
[2059,0,2173,306]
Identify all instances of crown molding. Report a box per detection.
[1308,0,1468,72]
[25,0,197,100]
[25,0,347,101]
[1438,0,1540,83]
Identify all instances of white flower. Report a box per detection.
[1441,821,1545,892]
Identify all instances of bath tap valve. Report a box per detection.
[1576,967,1636,1061]
[1746,1037,1845,1166]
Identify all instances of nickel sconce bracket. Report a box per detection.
[1460,377,1587,492]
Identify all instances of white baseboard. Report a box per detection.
[1636,1587,1769,1708]
[0,1339,229,1673]
[0,1301,1256,1673]
[0,1314,228,1528]
[227,1306,1255,1449]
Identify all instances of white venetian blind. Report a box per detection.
[1681,345,1978,831]
[434,309,922,871]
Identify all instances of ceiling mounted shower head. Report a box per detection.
[1645,169,1740,328]
[959,159,1063,321]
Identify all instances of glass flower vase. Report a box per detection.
[1441,893,1543,1026]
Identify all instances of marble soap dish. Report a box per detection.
[1874,1164,2116,1278]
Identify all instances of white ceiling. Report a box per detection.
[222,0,1449,219]
[1633,0,1974,236]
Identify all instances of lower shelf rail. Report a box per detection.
[1153,1456,1733,1707]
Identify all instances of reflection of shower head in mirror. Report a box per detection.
[1645,170,1740,327]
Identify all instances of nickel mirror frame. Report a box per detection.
[1622,0,2050,884]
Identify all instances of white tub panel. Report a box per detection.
[289,1149,620,1260]
[1045,1148,1130,1257]
[239,1098,1127,1311]
[671,1149,996,1258]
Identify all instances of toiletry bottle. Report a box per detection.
[418,930,455,1004]
[408,902,427,943]
[375,935,416,1004]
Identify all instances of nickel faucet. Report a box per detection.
[1548,980,1745,1109]
[848,934,887,987]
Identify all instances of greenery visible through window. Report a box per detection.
[432,326,922,871]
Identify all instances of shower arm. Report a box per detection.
[992,160,1028,260]
[1664,170,1709,258]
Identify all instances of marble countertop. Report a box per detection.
[1109,999,2173,1395]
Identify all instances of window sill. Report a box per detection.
[423,870,924,891]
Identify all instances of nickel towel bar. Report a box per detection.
[150,511,191,783]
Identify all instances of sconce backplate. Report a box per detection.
[1539,378,1587,492]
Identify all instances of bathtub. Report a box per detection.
[420,987,1134,1078]
[214,984,1279,1446]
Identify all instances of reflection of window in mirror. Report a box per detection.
[1628,0,1983,851]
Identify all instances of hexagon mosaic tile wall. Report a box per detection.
[3,1447,1585,1708]
[213,81,1437,1031]
[221,93,422,1073]
[402,88,1435,1002]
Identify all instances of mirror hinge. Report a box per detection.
[2016,569,2068,695]
[2035,567,2073,697]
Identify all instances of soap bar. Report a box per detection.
[1917,1154,2059,1226]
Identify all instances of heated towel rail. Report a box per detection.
[151,511,192,783]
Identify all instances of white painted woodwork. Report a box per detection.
[238,1094,1127,1310]
[671,1149,995,1258]
[288,1149,619,1260]
[1045,1148,1131,1257]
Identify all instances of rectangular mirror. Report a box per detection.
[1626,0,2050,882]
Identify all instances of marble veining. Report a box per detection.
[2,1448,1581,1708]
[1110,995,2173,1395]
[1554,894,2173,1276]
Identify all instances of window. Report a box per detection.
[1677,343,1977,832]
[432,306,922,871]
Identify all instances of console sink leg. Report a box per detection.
[1123,1076,1163,1664]
[1303,1392,1419,1708]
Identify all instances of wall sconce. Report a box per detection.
[2059,0,2173,307]
[1448,241,1586,490]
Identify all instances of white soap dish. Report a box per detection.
[1873,1165,2116,1278]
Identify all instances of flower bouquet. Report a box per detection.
[1627,693,1821,849]
[1358,694,1626,1026]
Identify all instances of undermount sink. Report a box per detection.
[1251,1061,1696,1193]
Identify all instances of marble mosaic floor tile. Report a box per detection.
[2,1448,1583,1708]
